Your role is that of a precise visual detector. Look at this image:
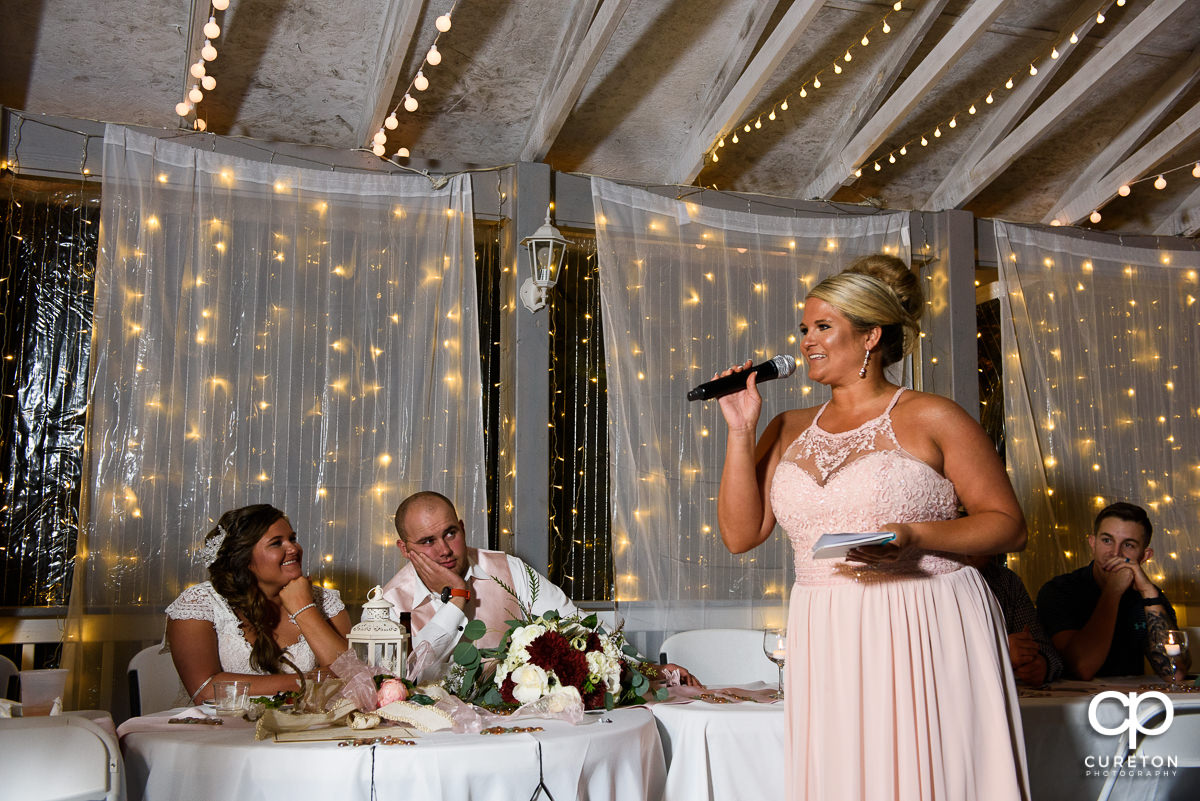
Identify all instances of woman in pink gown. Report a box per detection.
[715,255,1029,800]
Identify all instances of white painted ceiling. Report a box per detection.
[4,0,1199,237]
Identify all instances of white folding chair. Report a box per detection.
[1094,695,1200,801]
[127,644,186,716]
[659,628,780,686]
[0,654,17,700]
[0,715,123,801]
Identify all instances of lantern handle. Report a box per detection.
[366,584,384,602]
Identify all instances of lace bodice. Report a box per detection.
[770,388,965,585]
[165,581,344,674]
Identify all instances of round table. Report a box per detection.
[120,706,665,801]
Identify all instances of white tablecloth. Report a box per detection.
[650,684,1200,801]
[120,707,665,801]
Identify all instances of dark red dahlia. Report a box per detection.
[499,676,517,705]
[582,681,606,710]
[585,632,602,652]
[527,631,588,689]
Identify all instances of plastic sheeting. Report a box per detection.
[0,175,99,607]
[591,177,910,636]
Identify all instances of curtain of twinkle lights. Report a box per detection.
[996,221,1200,605]
[83,126,486,611]
[592,178,910,639]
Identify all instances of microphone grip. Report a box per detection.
[687,361,782,402]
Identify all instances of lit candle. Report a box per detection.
[1164,644,1182,657]
[773,648,786,660]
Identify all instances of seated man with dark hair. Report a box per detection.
[1036,502,1188,681]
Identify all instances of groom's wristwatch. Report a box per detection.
[440,586,471,604]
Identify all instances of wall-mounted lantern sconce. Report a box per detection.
[519,209,569,312]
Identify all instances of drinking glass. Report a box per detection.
[1163,629,1189,686]
[212,680,251,716]
[763,629,787,699]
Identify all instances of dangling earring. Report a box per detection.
[859,348,870,379]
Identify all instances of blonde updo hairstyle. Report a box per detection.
[807,254,923,367]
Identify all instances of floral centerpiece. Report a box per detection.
[445,566,668,711]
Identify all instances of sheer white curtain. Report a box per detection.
[592,178,910,645]
[995,221,1199,604]
[85,126,486,611]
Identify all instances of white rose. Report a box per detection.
[508,624,546,658]
[544,684,582,713]
[587,650,621,691]
[510,663,550,705]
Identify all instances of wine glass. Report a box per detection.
[1163,629,1189,686]
[763,629,786,699]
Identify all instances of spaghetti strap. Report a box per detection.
[883,386,905,415]
[809,400,832,429]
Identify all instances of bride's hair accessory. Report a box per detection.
[198,527,227,567]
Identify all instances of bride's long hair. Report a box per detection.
[203,504,291,673]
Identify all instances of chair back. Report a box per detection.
[0,654,17,700]
[0,715,123,801]
[127,644,186,716]
[659,628,779,686]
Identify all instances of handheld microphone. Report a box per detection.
[687,355,797,401]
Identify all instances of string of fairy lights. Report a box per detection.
[174,0,231,132]
[369,3,461,160]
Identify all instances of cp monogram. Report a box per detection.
[1087,690,1174,749]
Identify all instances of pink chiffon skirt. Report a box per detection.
[785,566,1030,800]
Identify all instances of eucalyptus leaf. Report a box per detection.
[622,644,639,657]
[542,609,560,621]
[580,613,598,629]
[481,686,505,706]
[604,691,616,710]
[462,665,479,694]
[452,641,481,667]
[462,619,487,642]
[655,687,669,702]
[410,693,436,706]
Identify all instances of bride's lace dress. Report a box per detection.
[166,581,344,674]
[770,388,1029,800]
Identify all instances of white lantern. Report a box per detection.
[348,585,409,677]
[518,208,570,312]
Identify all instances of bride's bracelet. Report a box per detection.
[189,673,218,704]
[288,602,317,624]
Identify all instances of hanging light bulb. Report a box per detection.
[1089,210,1102,224]
[799,87,807,98]
[768,109,776,121]
[1070,31,1079,44]
[874,161,881,171]
[395,147,410,158]
[1154,174,1167,190]
[882,21,891,34]
[410,71,428,92]
[190,61,206,79]
[731,133,739,143]
[426,45,442,65]
[986,92,994,104]
[920,135,928,146]
[372,143,386,157]
[1049,219,1062,226]
[203,16,220,39]
[1029,64,1038,76]
[1050,47,1059,60]
[743,123,751,133]
[899,145,907,156]
[813,77,821,89]
[861,35,870,46]
[1005,77,1014,90]
[933,126,942,138]
[373,129,387,146]
[717,137,725,147]
[436,13,452,32]
[893,1,902,10]
[968,104,977,114]
[1116,0,1125,5]
[194,118,207,132]
[212,0,229,9]
[711,152,719,163]
[781,99,789,111]
[1096,12,1105,24]
[888,153,896,164]
[188,85,204,103]
[754,118,762,129]
[201,40,218,61]
[834,63,842,74]
[403,93,418,112]
[844,51,852,62]
[854,168,862,177]
[948,117,957,128]
[384,111,399,130]
[175,101,192,117]
[1118,184,1131,197]
[201,74,216,91]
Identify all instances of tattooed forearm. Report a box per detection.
[1144,607,1177,680]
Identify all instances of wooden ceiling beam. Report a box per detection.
[809,0,950,189]
[354,0,423,148]
[691,0,779,138]
[1052,97,1200,226]
[926,0,1104,211]
[803,0,1013,199]
[930,0,1189,210]
[670,0,825,185]
[1154,181,1200,237]
[519,0,632,162]
[1046,46,1200,224]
